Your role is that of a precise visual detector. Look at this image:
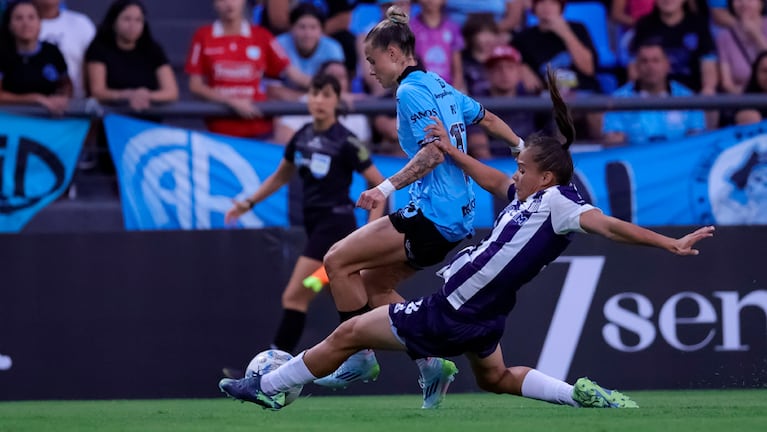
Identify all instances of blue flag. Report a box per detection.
[0,112,88,232]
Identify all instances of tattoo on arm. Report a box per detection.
[389,144,444,189]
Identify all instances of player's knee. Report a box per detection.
[326,317,362,349]
[323,242,348,277]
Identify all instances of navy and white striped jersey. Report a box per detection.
[437,183,596,320]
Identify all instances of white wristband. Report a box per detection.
[376,179,396,198]
[517,137,525,150]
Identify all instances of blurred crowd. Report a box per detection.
[0,0,766,162]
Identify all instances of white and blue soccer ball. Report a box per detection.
[246,349,303,405]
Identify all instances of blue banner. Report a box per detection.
[105,114,767,230]
[0,112,88,232]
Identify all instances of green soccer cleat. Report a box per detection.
[219,375,287,410]
[418,358,458,409]
[302,275,324,293]
[572,377,639,408]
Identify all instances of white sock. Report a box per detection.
[260,352,317,395]
[520,369,578,407]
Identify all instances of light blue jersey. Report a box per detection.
[396,66,485,242]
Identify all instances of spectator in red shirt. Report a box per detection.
[185,0,308,138]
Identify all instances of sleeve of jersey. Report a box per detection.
[456,91,485,126]
[398,84,447,148]
[550,190,598,235]
[283,134,297,163]
[264,31,291,78]
[184,29,205,75]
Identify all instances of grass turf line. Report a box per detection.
[1,390,766,432]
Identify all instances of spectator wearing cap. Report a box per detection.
[602,41,706,146]
[272,3,345,101]
[466,45,538,159]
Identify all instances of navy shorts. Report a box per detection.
[389,204,461,269]
[388,294,505,359]
[302,207,357,261]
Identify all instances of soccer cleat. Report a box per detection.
[572,377,639,408]
[313,350,380,389]
[418,358,458,409]
[218,375,287,410]
[302,275,325,293]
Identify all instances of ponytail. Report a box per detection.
[545,67,575,150]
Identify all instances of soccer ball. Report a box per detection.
[246,349,303,405]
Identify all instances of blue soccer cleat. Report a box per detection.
[418,358,458,409]
[572,377,638,408]
[219,375,286,410]
[313,350,380,389]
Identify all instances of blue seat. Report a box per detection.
[526,2,617,68]
[350,4,382,36]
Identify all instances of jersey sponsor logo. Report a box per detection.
[461,198,475,217]
[410,108,439,123]
[213,61,258,82]
[434,89,452,99]
[203,46,225,56]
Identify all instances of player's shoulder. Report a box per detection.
[549,183,588,205]
[192,23,215,40]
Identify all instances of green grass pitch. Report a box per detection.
[1,390,766,432]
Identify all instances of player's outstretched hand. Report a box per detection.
[670,225,715,256]
[225,199,251,225]
[423,116,453,155]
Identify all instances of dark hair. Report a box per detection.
[634,38,668,57]
[93,0,155,51]
[525,67,575,185]
[461,13,499,49]
[0,0,38,46]
[310,71,344,116]
[364,5,415,57]
[318,60,349,84]
[289,2,325,26]
[744,51,767,93]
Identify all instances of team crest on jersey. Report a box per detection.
[246,46,261,60]
[309,153,331,178]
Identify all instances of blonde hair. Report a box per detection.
[364,6,415,57]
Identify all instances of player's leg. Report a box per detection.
[273,256,323,351]
[466,347,637,408]
[219,306,404,408]
[323,216,406,315]
[361,263,415,307]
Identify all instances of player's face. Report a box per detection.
[115,5,145,44]
[9,3,40,43]
[364,43,401,89]
[512,149,553,202]
[292,15,322,54]
[308,84,339,124]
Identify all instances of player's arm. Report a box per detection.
[425,116,512,200]
[477,109,524,152]
[243,159,296,207]
[579,209,715,255]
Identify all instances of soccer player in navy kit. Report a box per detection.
[219,68,715,411]
[224,72,385,369]
[309,6,524,408]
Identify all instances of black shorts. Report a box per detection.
[303,206,357,261]
[389,204,461,269]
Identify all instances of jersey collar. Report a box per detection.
[212,20,251,37]
[397,63,426,83]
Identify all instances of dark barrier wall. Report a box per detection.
[0,226,765,400]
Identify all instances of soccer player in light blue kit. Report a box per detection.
[218,68,716,412]
[310,4,522,408]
